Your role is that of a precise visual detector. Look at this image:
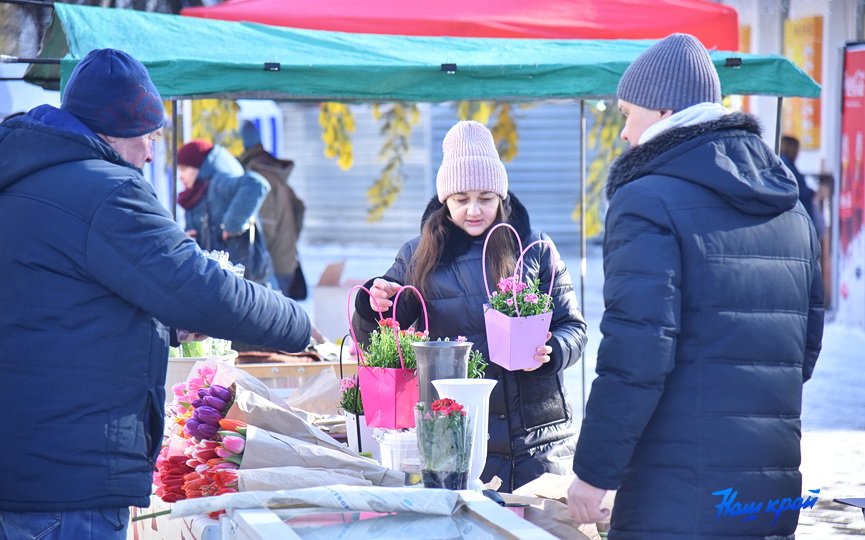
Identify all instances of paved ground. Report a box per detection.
[299,241,865,537]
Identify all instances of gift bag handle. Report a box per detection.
[346,284,429,369]
[510,239,556,317]
[482,223,557,317]
[482,223,524,301]
[347,285,384,367]
[392,285,430,369]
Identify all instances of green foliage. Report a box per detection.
[361,318,429,370]
[467,349,488,379]
[319,102,355,170]
[366,103,420,222]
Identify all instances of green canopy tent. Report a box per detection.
[19,3,820,414]
[28,4,819,101]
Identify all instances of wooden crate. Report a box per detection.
[236,361,357,391]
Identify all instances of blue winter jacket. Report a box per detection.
[573,113,824,539]
[0,106,311,512]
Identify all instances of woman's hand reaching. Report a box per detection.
[369,278,402,312]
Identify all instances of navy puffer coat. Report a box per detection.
[355,194,587,492]
[0,107,311,512]
[573,112,824,539]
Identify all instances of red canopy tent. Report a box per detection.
[181,0,739,51]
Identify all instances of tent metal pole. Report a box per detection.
[171,100,179,220]
[579,99,587,419]
[774,97,783,154]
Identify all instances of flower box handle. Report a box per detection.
[482,222,524,300]
[482,223,556,317]
[346,284,429,368]
[512,239,556,316]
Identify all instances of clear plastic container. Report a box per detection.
[374,428,420,474]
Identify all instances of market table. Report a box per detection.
[130,487,559,539]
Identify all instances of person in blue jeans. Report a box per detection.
[0,50,310,539]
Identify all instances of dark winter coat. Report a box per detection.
[573,112,824,539]
[240,144,304,277]
[0,106,311,512]
[354,194,587,492]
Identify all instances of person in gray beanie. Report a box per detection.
[352,120,588,492]
[568,33,824,539]
[0,49,310,538]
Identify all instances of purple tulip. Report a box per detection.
[191,398,205,409]
[202,395,227,411]
[209,385,232,402]
[185,418,202,438]
[194,406,223,425]
[198,388,210,399]
[196,422,219,439]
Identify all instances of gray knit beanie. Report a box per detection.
[436,120,508,203]
[618,33,721,112]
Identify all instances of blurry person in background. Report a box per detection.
[780,134,819,228]
[177,138,275,287]
[0,48,310,539]
[238,120,307,300]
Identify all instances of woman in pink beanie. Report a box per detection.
[353,120,588,492]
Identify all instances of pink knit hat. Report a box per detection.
[436,121,508,203]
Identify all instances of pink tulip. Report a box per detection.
[222,435,245,455]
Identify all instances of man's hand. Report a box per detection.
[567,474,610,524]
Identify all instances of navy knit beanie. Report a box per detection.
[618,33,721,112]
[61,48,165,137]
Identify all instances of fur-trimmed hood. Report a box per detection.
[420,191,532,266]
[606,112,799,216]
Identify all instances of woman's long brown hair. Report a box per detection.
[408,199,516,299]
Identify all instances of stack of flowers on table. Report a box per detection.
[150,358,404,519]
[414,398,473,490]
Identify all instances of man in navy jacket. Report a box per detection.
[0,49,310,538]
[568,34,823,539]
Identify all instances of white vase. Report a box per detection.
[432,378,497,491]
[345,411,380,462]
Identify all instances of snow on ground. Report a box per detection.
[300,241,865,535]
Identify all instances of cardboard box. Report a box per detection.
[314,261,366,343]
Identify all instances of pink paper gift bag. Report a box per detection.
[348,284,428,430]
[482,223,556,372]
[484,307,553,371]
[357,365,419,429]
